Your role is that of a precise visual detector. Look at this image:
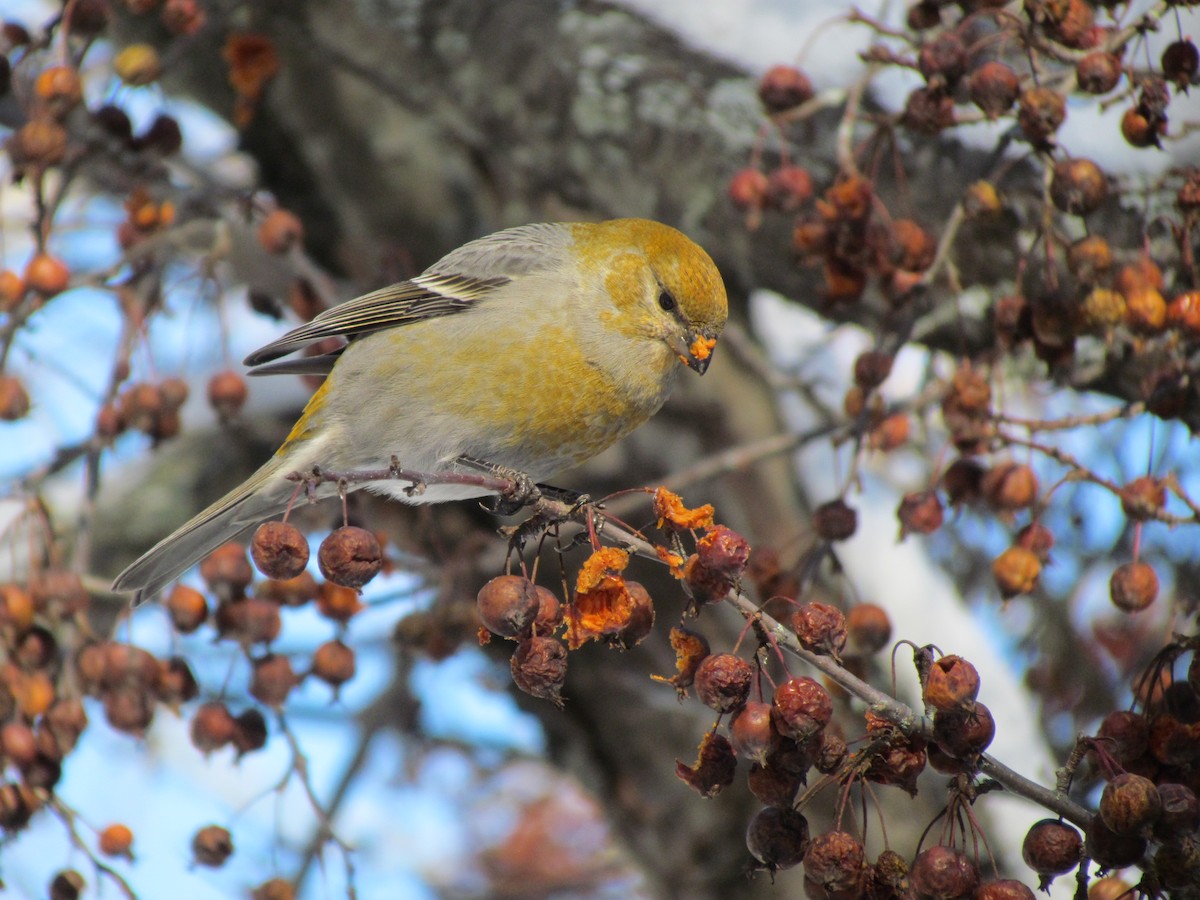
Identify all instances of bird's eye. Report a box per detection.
[658,291,676,312]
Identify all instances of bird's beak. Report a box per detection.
[667,331,718,375]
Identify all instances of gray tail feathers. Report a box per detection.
[111,461,297,605]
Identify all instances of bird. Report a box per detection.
[111,218,728,602]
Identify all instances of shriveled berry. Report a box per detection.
[1085,816,1147,870]
[1067,236,1113,284]
[968,60,1019,117]
[803,830,867,898]
[215,596,281,645]
[924,654,980,712]
[1156,783,1200,837]
[1120,476,1166,520]
[510,636,567,706]
[1022,818,1082,882]
[190,701,236,754]
[1076,51,1121,94]
[983,462,1039,511]
[476,575,539,639]
[311,640,356,689]
[318,526,382,589]
[918,32,967,85]
[747,761,802,808]
[1100,772,1162,835]
[897,490,943,537]
[608,580,655,650]
[200,543,254,599]
[993,546,1040,598]
[316,581,363,622]
[1125,287,1167,333]
[746,806,809,873]
[846,603,891,655]
[250,521,309,581]
[1017,86,1066,144]
[1109,561,1158,612]
[207,370,248,420]
[1050,158,1107,215]
[813,499,858,541]
[249,654,299,707]
[974,878,1035,899]
[192,824,234,868]
[771,676,832,740]
[695,653,753,713]
[909,845,979,898]
[790,601,847,657]
[757,65,813,114]
[675,730,736,798]
[933,703,995,758]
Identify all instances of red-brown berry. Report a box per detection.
[476,575,539,639]
[318,526,382,589]
[250,522,309,581]
[510,636,567,706]
[695,653,753,714]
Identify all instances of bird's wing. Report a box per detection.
[244,223,576,370]
[243,272,509,367]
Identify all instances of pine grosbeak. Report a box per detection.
[113,218,728,600]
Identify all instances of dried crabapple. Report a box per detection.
[771,676,831,740]
[1076,52,1121,94]
[318,526,382,589]
[909,845,979,898]
[968,61,1019,117]
[846,603,891,655]
[675,730,736,797]
[311,640,356,688]
[932,702,995,758]
[166,585,208,633]
[1109,561,1158,612]
[476,575,539,639]
[250,521,309,580]
[249,654,300,707]
[897,490,943,537]
[993,546,1040,598]
[746,806,809,872]
[201,542,254,598]
[510,636,567,706]
[192,824,234,867]
[232,709,268,756]
[790,601,847,657]
[1022,818,1082,882]
[695,653,753,713]
[803,830,867,898]
[728,701,778,765]
[1017,86,1066,144]
[608,580,654,649]
[191,701,236,754]
[207,370,248,420]
[1100,772,1162,835]
[813,499,858,541]
[757,64,813,113]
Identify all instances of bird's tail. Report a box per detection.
[111,456,301,605]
